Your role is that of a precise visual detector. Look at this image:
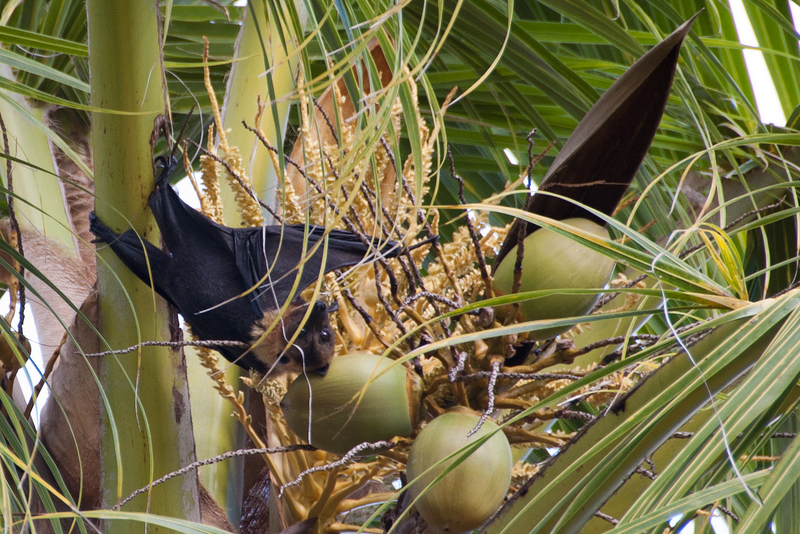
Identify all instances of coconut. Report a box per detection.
[493,217,615,339]
[406,408,512,533]
[281,352,421,456]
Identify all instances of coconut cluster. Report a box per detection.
[192,46,632,534]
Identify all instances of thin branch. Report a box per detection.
[448,147,491,297]
[335,272,398,354]
[468,360,501,437]
[312,95,339,145]
[279,440,395,497]
[0,112,25,338]
[552,409,594,422]
[453,371,582,382]
[715,505,740,523]
[374,262,407,336]
[593,511,619,525]
[448,351,468,382]
[397,292,461,316]
[188,140,282,222]
[84,339,249,358]
[245,119,310,183]
[117,445,315,509]
[24,330,68,419]
[634,466,656,480]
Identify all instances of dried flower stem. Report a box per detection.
[456,371,583,383]
[448,147,492,298]
[336,275,401,356]
[84,339,250,357]
[448,351,468,381]
[312,95,339,145]
[502,426,567,447]
[182,141,210,215]
[594,511,619,525]
[190,141,281,222]
[468,360,501,437]
[279,440,395,497]
[116,445,315,509]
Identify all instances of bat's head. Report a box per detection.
[251,300,336,376]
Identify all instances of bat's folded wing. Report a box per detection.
[232,224,400,315]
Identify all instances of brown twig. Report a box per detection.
[23,330,68,419]
[468,360,501,437]
[453,371,583,383]
[117,445,316,509]
[593,511,619,525]
[716,504,740,522]
[189,140,282,222]
[447,147,491,298]
[84,339,249,358]
[448,351,469,381]
[335,273,401,355]
[278,440,395,497]
[312,95,340,145]
[0,112,25,338]
[374,262,408,336]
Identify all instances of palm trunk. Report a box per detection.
[87,0,199,529]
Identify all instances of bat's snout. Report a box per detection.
[311,300,329,316]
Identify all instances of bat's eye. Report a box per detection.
[277,355,290,365]
[319,330,331,343]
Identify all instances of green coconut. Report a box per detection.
[281,352,421,456]
[406,408,513,533]
[493,217,615,339]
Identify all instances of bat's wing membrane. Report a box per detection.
[149,179,401,317]
[232,224,400,315]
[148,179,239,258]
[89,213,175,304]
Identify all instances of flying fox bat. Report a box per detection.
[90,157,399,375]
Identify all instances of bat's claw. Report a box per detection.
[153,155,178,185]
[88,211,114,243]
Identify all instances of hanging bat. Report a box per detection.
[90,157,400,376]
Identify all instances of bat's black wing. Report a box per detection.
[232,224,400,314]
[146,174,266,347]
[147,170,239,263]
[148,171,400,318]
[88,212,175,304]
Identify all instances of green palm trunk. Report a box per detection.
[88,0,199,529]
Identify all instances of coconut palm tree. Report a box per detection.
[0,1,799,533]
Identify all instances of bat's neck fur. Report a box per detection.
[248,300,335,376]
